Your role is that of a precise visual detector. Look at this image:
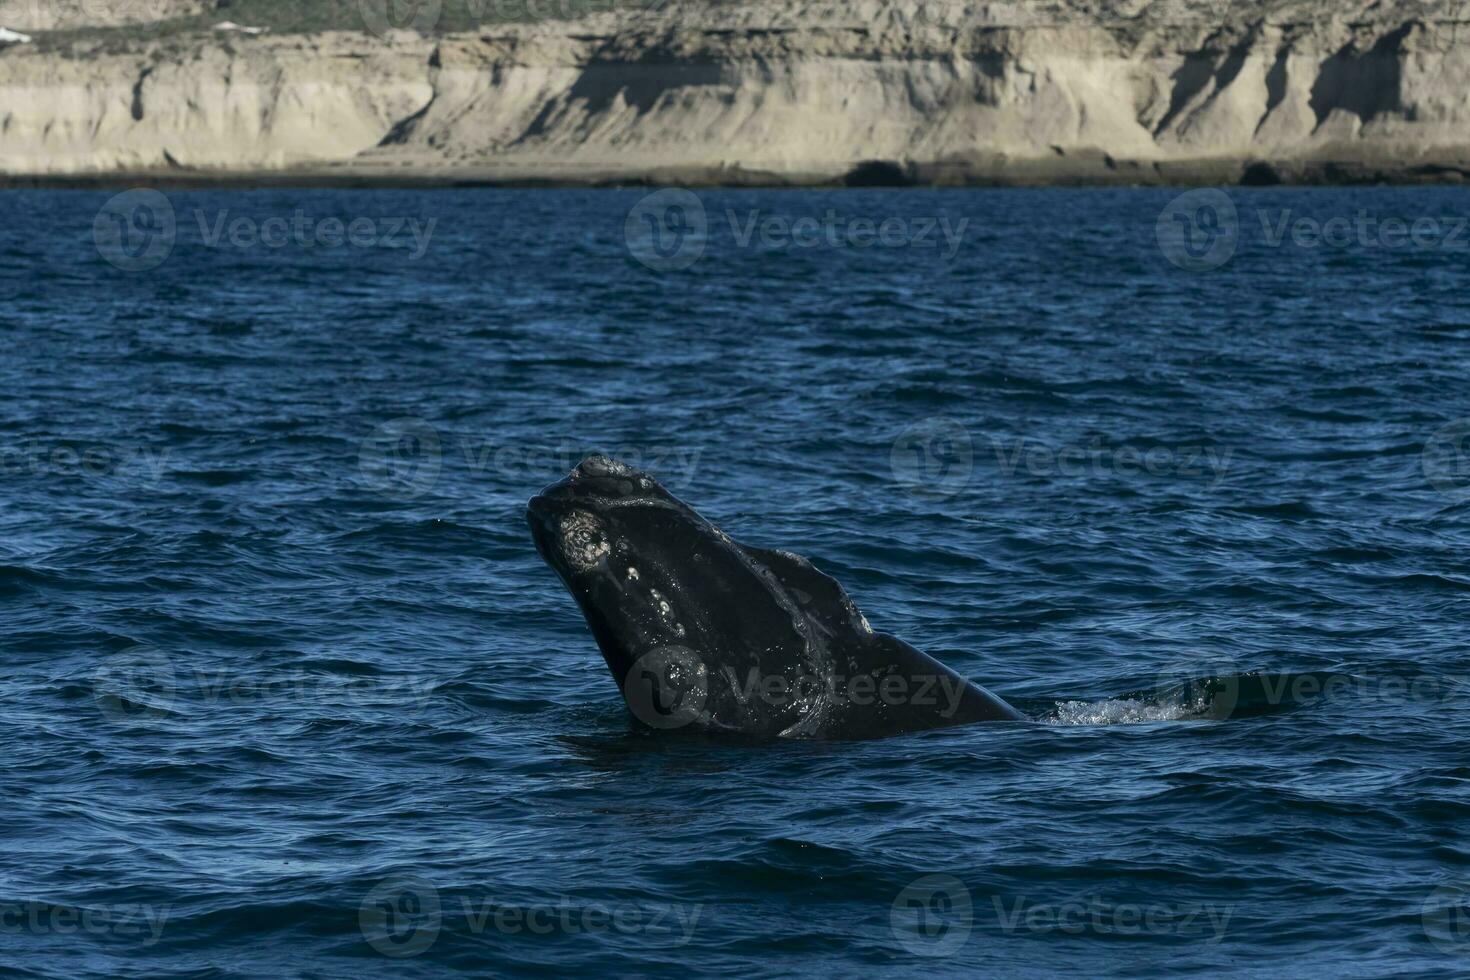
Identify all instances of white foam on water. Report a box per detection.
[1044,695,1211,726]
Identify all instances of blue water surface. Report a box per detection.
[2,186,1469,978]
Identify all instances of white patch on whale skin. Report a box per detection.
[647,587,686,637]
[559,510,611,571]
[627,566,640,581]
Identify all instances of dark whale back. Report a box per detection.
[527,456,1025,739]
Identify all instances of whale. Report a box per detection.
[527,455,1026,739]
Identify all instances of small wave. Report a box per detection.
[1225,500,1324,519]
[170,469,256,487]
[0,563,72,595]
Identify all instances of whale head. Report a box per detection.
[527,454,710,658]
[526,455,859,736]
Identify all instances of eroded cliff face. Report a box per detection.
[0,33,435,172]
[2,0,1469,183]
[0,0,203,32]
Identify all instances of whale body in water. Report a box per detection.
[527,456,1025,739]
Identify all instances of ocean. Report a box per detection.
[3,185,1469,977]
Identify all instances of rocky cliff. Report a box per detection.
[3,0,1470,184]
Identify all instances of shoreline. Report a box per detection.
[5,157,1470,191]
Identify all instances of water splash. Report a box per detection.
[1044,695,1212,726]
[1042,671,1351,725]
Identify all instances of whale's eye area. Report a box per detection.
[559,510,611,571]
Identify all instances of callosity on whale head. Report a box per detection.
[527,455,1025,739]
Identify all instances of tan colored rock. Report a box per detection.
[2,0,1469,183]
[0,0,203,32]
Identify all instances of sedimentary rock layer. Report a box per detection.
[2,0,1468,184]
